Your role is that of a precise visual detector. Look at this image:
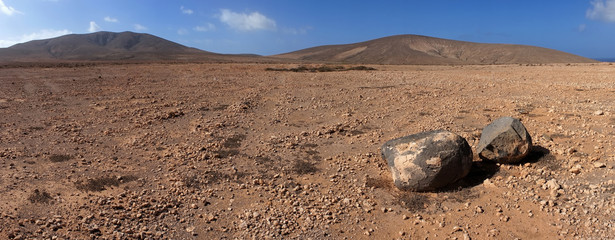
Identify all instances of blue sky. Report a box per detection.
[1,0,615,58]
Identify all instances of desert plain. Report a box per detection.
[1,62,615,239]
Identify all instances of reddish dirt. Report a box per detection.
[1,63,615,239]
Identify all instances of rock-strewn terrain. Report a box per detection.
[1,63,615,239]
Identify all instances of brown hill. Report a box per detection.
[0,31,246,63]
[273,34,597,65]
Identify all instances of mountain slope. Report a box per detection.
[273,35,597,65]
[0,31,222,62]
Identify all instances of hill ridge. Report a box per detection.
[0,31,220,62]
[273,34,597,65]
[0,32,598,65]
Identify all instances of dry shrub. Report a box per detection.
[49,154,72,162]
[75,175,136,192]
[293,159,318,175]
[28,189,53,204]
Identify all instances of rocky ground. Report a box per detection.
[1,62,615,239]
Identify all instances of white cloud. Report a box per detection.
[194,23,216,32]
[0,29,72,47]
[133,24,147,31]
[578,24,587,32]
[218,9,276,31]
[282,26,311,35]
[0,0,21,16]
[104,16,118,23]
[88,21,101,32]
[177,28,188,35]
[587,0,615,22]
[181,6,193,15]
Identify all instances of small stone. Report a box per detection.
[483,179,496,188]
[594,110,604,116]
[402,215,409,220]
[593,162,606,168]
[570,165,582,174]
[464,233,472,240]
[541,134,553,142]
[476,206,484,213]
[546,179,560,190]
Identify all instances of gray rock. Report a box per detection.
[381,130,473,191]
[477,117,532,164]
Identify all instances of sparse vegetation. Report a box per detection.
[28,189,53,204]
[293,159,318,175]
[76,177,120,192]
[49,154,72,162]
[223,134,245,148]
[396,193,429,212]
[266,65,376,72]
[365,176,390,189]
[75,175,136,192]
[182,174,202,188]
[214,134,246,158]
[212,104,229,111]
[215,149,240,158]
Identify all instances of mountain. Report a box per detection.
[273,35,598,65]
[0,31,227,62]
[0,32,598,65]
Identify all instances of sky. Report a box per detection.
[1,0,615,58]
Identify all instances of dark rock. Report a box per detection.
[381,130,473,191]
[477,117,532,164]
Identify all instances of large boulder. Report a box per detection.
[477,117,532,164]
[381,130,473,191]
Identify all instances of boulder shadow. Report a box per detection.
[441,145,551,192]
[516,145,551,165]
[519,145,561,171]
[439,160,501,192]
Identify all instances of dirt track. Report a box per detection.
[1,63,615,239]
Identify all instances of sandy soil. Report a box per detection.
[1,63,615,239]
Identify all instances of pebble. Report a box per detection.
[570,165,582,174]
[593,162,606,168]
[476,206,484,213]
[546,179,560,190]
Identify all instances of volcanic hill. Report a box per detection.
[0,31,225,62]
[273,34,597,65]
